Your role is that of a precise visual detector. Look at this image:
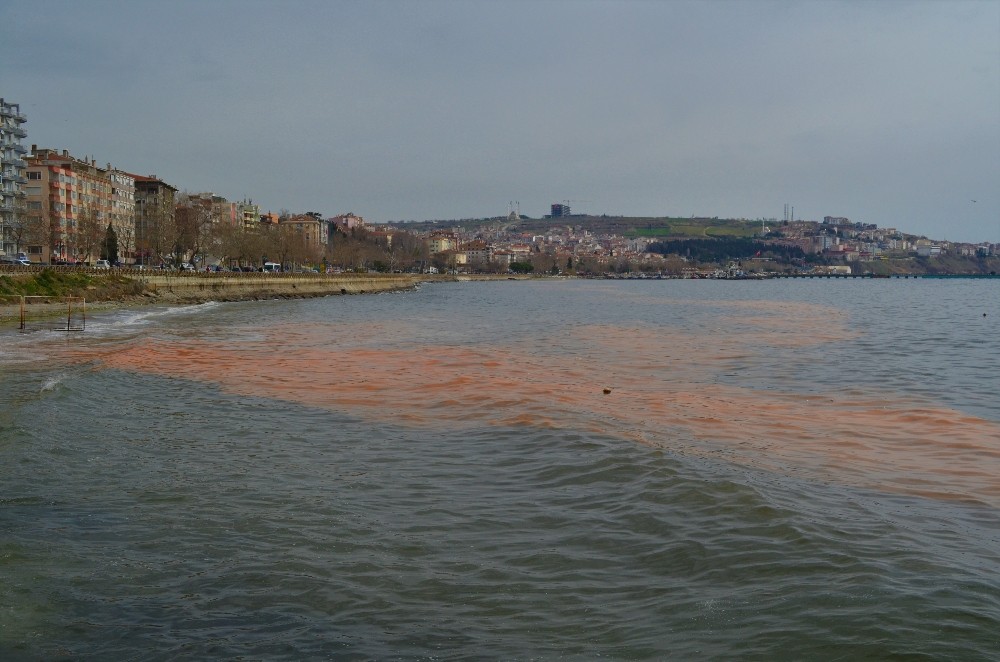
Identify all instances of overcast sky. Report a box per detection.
[2,0,998,241]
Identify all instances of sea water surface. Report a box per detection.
[1,279,998,659]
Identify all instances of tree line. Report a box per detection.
[647,237,806,263]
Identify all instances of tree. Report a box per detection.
[509,261,534,273]
[138,193,175,266]
[76,203,105,264]
[173,193,217,266]
[8,197,45,258]
[115,218,136,266]
[101,224,119,263]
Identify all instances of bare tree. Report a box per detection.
[116,219,136,266]
[8,197,46,258]
[174,194,215,266]
[76,202,105,264]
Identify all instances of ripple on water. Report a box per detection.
[2,282,999,659]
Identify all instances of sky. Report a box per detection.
[2,0,998,242]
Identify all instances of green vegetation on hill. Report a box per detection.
[513,215,759,238]
[648,237,806,263]
[404,214,762,239]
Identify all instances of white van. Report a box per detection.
[262,262,282,273]
[1,256,31,266]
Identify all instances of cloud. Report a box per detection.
[2,0,997,241]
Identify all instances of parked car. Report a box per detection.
[1,257,32,266]
[95,259,111,269]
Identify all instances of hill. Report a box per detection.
[399,215,761,239]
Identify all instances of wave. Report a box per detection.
[84,301,223,335]
[39,373,68,393]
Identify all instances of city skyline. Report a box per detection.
[2,0,997,243]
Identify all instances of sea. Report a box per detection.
[1,278,998,660]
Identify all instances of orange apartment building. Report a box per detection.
[25,147,133,264]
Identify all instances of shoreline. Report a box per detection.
[0,272,421,329]
[0,272,531,329]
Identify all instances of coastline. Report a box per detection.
[0,270,531,329]
[0,271,417,329]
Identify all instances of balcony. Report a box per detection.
[8,125,26,138]
[12,143,27,154]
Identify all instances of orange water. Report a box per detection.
[68,301,1000,509]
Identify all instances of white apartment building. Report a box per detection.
[1,98,28,258]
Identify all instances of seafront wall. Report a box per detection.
[134,270,421,300]
[0,267,438,328]
[0,267,535,328]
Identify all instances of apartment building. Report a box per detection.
[330,212,365,231]
[131,174,177,265]
[1,98,28,259]
[428,230,458,254]
[238,199,260,229]
[186,192,237,225]
[107,168,135,261]
[281,213,329,253]
[25,147,120,264]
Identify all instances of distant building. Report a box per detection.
[237,199,260,228]
[281,213,328,252]
[368,229,393,248]
[551,203,570,218]
[428,231,458,254]
[492,250,514,268]
[131,174,178,265]
[1,98,28,258]
[330,212,365,231]
[186,192,237,225]
[27,147,126,264]
[107,167,136,260]
[458,239,491,266]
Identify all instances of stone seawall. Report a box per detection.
[0,268,533,328]
[135,271,422,300]
[0,269,430,327]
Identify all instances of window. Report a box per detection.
[27,171,41,180]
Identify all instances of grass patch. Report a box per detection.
[0,269,148,300]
